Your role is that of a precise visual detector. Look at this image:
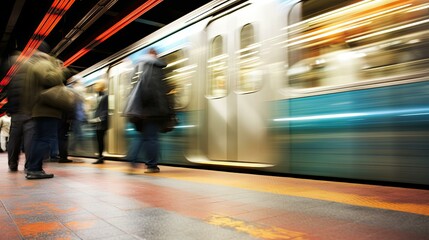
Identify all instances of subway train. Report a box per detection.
[71,0,429,185]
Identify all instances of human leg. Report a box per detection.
[1,135,7,152]
[7,118,23,171]
[125,131,144,167]
[49,138,60,161]
[58,120,72,163]
[22,119,35,170]
[26,117,59,179]
[97,129,105,157]
[93,129,106,164]
[69,120,83,151]
[5,136,9,151]
[142,120,160,170]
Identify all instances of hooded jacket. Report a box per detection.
[28,52,65,119]
[7,52,64,119]
[123,54,174,120]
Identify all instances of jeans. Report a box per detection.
[58,120,70,160]
[8,114,34,170]
[27,117,60,172]
[49,138,59,158]
[126,120,159,168]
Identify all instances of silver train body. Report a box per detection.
[73,0,429,185]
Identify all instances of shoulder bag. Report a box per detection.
[39,85,76,112]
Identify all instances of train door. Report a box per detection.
[105,62,132,156]
[205,6,268,165]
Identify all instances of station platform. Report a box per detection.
[1,153,429,240]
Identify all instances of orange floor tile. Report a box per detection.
[1,153,429,240]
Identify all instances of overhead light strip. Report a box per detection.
[64,0,163,67]
[0,0,75,92]
[51,0,119,56]
[64,48,91,66]
[96,0,162,42]
[18,0,75,60]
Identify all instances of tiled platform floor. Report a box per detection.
[1,153,429,240]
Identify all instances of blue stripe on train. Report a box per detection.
[271,81,429,184]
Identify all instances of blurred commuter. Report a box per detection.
[89,81,108,164]
[56,68,77,163]
[5,50,36,172]
[0,114,11,152]
[123,48,174,173]
[69,79,87,153]
[25,45,69,179]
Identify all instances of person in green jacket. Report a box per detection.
[25,48,67,179]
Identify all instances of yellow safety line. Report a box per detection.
[171,175,429,217]
[208,215,308,240]
[66,158,429,216]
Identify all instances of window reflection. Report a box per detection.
[118,71,132,113]
[161,50,193,109]
[208,35,227,98]
[238,24,262,93]
[287,0,429,89]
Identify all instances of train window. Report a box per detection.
[160,49,193,109]
[207,35,227,98]
[237,23,262,94]
[118,71,132,113]
[286,0,429,89]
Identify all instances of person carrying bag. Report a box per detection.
[39,84,76,113]
[122,48,176,173]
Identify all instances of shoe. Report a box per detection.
[144,167,160,173]
[92,160,104,164]
[9,167,18,172]
[58,159,73,163]
[26,171,54,179]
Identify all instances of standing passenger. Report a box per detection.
[25,47,67,179]
[5,50,36,172]
[89,81,108,164]
[123,48,174,173]
[56,68,77,163]
[69,79,87,153]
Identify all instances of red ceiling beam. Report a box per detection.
[63,0,163,67]
[0,0,75,92]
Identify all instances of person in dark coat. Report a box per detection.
[5,51,35,172]
[123,48,174,173]
[89,80,108,164]
[25,50,66,179]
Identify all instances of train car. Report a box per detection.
[71,0,429,185]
